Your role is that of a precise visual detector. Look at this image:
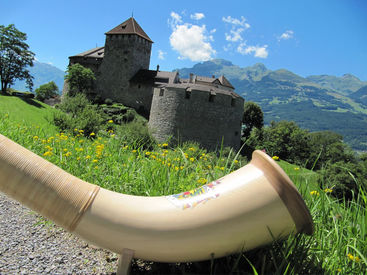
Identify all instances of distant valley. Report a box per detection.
[11,59,367,151]
[177,59,367,151]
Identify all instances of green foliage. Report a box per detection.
[64,63,95,96]
[242,101,264,138]
[0,24,35,93]
[115,120,156,150]
[260,121,311,165]
[308,131,356,170]
[35,81,58,101]
[0,93,56,133]
[54,94,105,136]
[319,161,367,201]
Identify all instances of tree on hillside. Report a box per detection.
[64,63,95,96]
[308,131,356,170]
[261,121,311,165]
[242,101,264,139]
[35,81,58,101]
[0,24,35,93]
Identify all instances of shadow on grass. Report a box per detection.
[129,236,324,274]
[19,97,45,108]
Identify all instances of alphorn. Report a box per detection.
[0,133,313,263]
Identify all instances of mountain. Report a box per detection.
[176,59,367,151]
[11,61,65,94]
[350,86,367,106]
[306,74,367,95]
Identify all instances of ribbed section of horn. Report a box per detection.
[0,134,99,231]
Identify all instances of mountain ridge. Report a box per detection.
[176,59,367,151]
[12,61,65,93]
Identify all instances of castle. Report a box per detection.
[66,17,244,151]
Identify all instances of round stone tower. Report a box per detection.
[97,18,153,104]
[148,83,244,151]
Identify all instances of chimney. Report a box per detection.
[156,65,160,72]
[189,73,194,83]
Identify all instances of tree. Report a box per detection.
[64,63,95,96]
[35,81,59,101]
[0,24,35,93]
[242,101,264,138]
[261,121,311,165]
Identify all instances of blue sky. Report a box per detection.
[2,0,366,80]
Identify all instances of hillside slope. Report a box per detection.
[0,94,57,134]
[176,59,367,151]
[11,61,65,93]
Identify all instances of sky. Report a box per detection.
[1,0,367,80]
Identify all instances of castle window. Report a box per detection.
[185,88,192,99]
[159,88,164,96]
[231,97,236,107]
[209,90,216,102]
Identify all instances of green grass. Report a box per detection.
[0,102,366,274]
[0,94,57,134]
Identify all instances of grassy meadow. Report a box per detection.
[0,95,366,274]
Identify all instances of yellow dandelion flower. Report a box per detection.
[145,152,151,156]
[234,160,239,164]
[90,132,95,136]
[220,167,225,171]
[162,143,168,148]
[43,151,53,157]
[132,149,137,153]
[189,157,195,162]
[33,136,39,140]
[86,155,91,159]
[92,159,98,163]
[324,188,333,193]
[310,191,320,196]
[272,156,279,161]
[175,167,179,171]
[108,120,114,123]
[197,178,207,184]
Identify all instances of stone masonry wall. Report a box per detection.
[97,34,152,107]
[148,87,244,151]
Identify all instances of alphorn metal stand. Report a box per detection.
[116,248,135,275]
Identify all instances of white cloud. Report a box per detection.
[158,50,166,60]
[222,15,250,44]
[222,16,250,29]
[168,11,183,29]
[190,13,205,20]
[225,28,244,42]
[278,30,294,41]
[169,24,216,61]
[237,43,268,58]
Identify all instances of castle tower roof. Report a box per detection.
[105,17,153,43]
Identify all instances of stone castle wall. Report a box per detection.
[97,34,152,110]
[148,86,244,150]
